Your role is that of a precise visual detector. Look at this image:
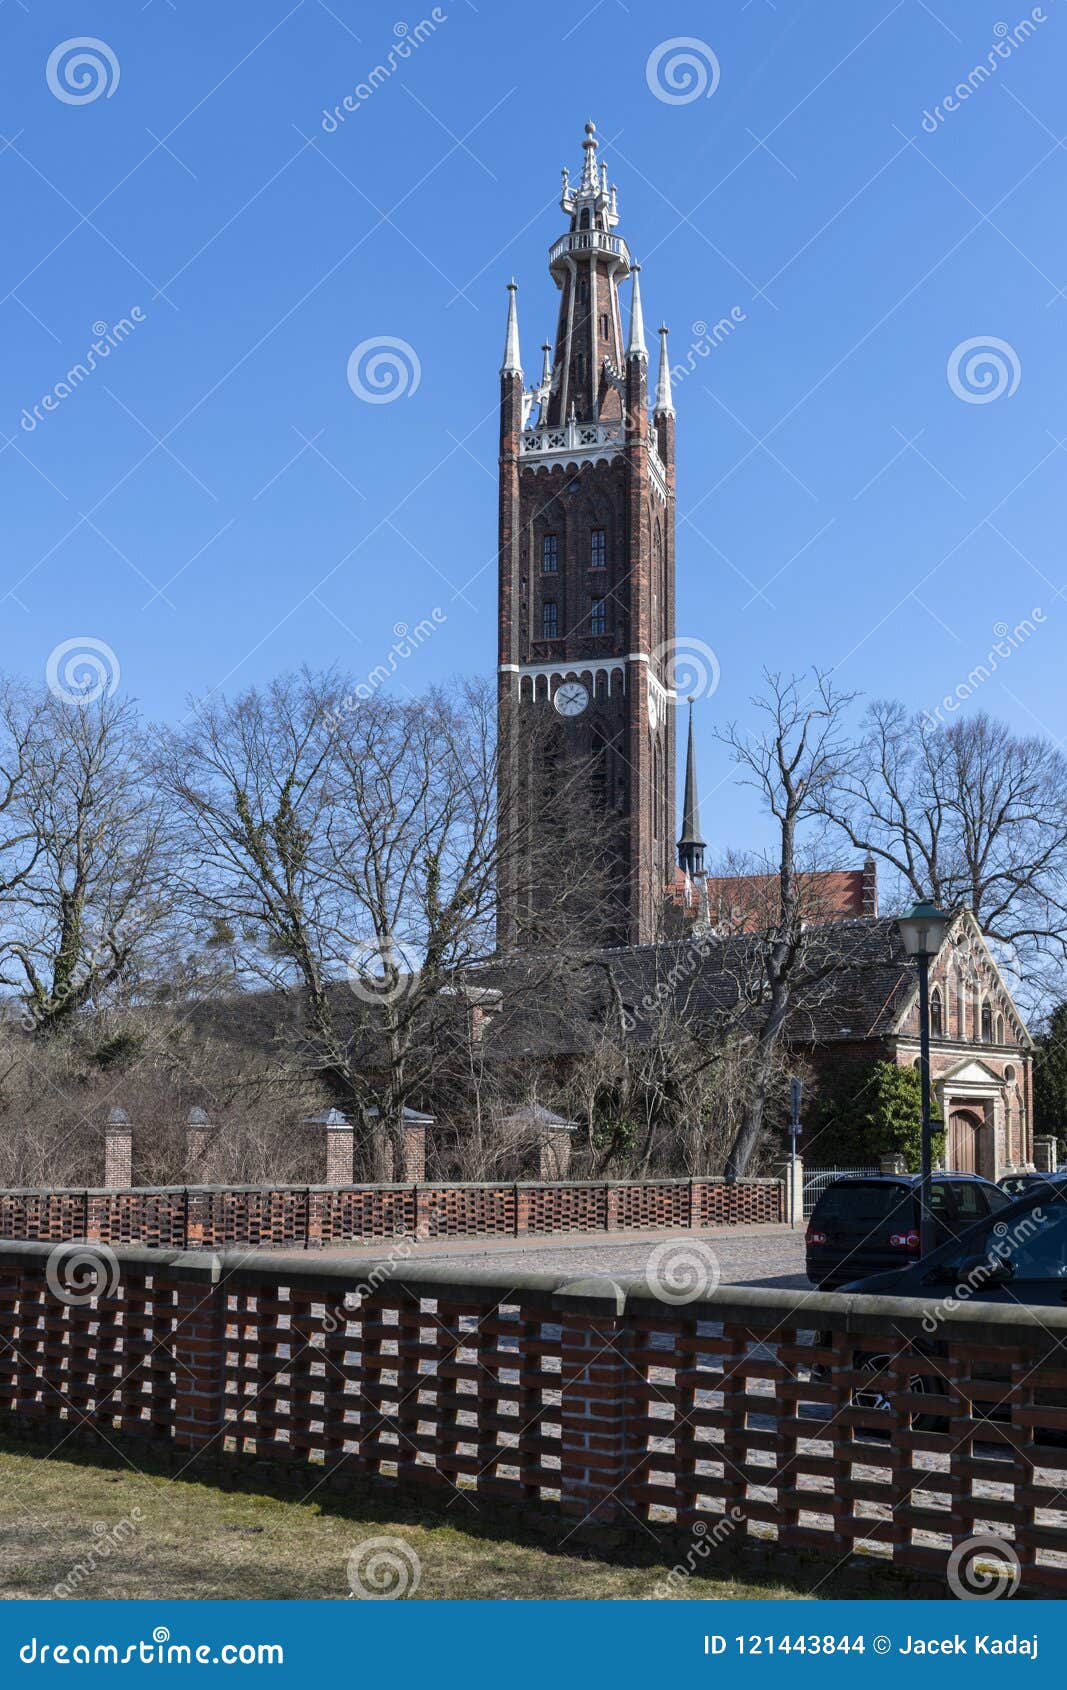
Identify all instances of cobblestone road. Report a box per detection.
[326,1223,808,1290]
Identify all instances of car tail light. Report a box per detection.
[806,1227,827,1246]
[889,1229,920,1251]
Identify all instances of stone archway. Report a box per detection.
[949,1107,985,1175]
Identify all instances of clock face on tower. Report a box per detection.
[553,680,589,717]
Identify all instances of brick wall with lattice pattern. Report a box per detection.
[1,1241,1064,1595]
[0,1177,783,1251]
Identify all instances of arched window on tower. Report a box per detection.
[579,207,591,230]
[930,987,943,1038]
[981,1002,993,1042]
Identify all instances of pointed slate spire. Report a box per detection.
[677,700,705,877]
[501,280,522,375]
[655,323,674,415]
[627,263,648,361]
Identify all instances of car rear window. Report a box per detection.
[811,1181,911,1230]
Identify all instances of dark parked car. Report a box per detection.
[998,1170,1064,1199]
[845,1176,1067,1306]
[805,1172,1010,1288]
[814,1182,1067,1429]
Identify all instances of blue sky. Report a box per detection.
[2,0,1065,857]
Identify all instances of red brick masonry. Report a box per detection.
[1,1240,1063,1596]
[0,1176,784,1251]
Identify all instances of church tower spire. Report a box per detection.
[497,122,679,949]
[627,263,648,361]
[677,701,706,878]
[501,280,522,375]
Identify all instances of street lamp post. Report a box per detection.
[897,898,952,1256]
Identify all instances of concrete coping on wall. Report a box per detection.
[1,1235,1062,1347]
[0,1176,782,1197]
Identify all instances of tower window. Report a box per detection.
[590,597,606,636]
[930,987,943,1038]
[575,353,585,387]
[600,313,610,338]
[541,600,558,640]
[541,534,558,572]
[981,1003,993,1042]
[576,276,589,305]
[590,528,606,568]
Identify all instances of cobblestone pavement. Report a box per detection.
[323,1223,808,1290]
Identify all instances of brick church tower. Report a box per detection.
[497,122,677,948]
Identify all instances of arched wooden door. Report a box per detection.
[949,1108,984,1174]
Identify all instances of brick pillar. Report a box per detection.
[539,1127,573,1180]
[186,1107,212,1182]
[402,1122,426,1183]
[170,1253,227,1452]
[555,1280,633,1529]
[103,1107,133,1189]
[323,1110,354,1185]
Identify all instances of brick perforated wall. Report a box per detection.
[0,1176,782,1251]
[1,1241,1065,1596]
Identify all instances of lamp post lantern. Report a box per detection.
[897,898,952,1256]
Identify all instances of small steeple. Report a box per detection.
[501,280,522,376]
[540,340,552,385]
[677,700,705,877]
[655,323,674,415]
[627,263,648,361]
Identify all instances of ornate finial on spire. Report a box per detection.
[540,341,552,384]
[501,280,522,375]
[627,264,648,361]
[655,323,675,415]
[580,119,599,192]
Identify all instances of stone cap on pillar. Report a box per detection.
[104,1106,132,1134]
[501,1104,577,1133]
[187,1106,211,1126]
[365,1106,435,1125]
[303,1108,351,1129]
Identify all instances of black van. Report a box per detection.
[805,1172,1010,1288]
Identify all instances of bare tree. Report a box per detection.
[161,672,610,1179]
[825,703,1067,1003]
[0,694,172,1037]
[715,671,856,1177]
